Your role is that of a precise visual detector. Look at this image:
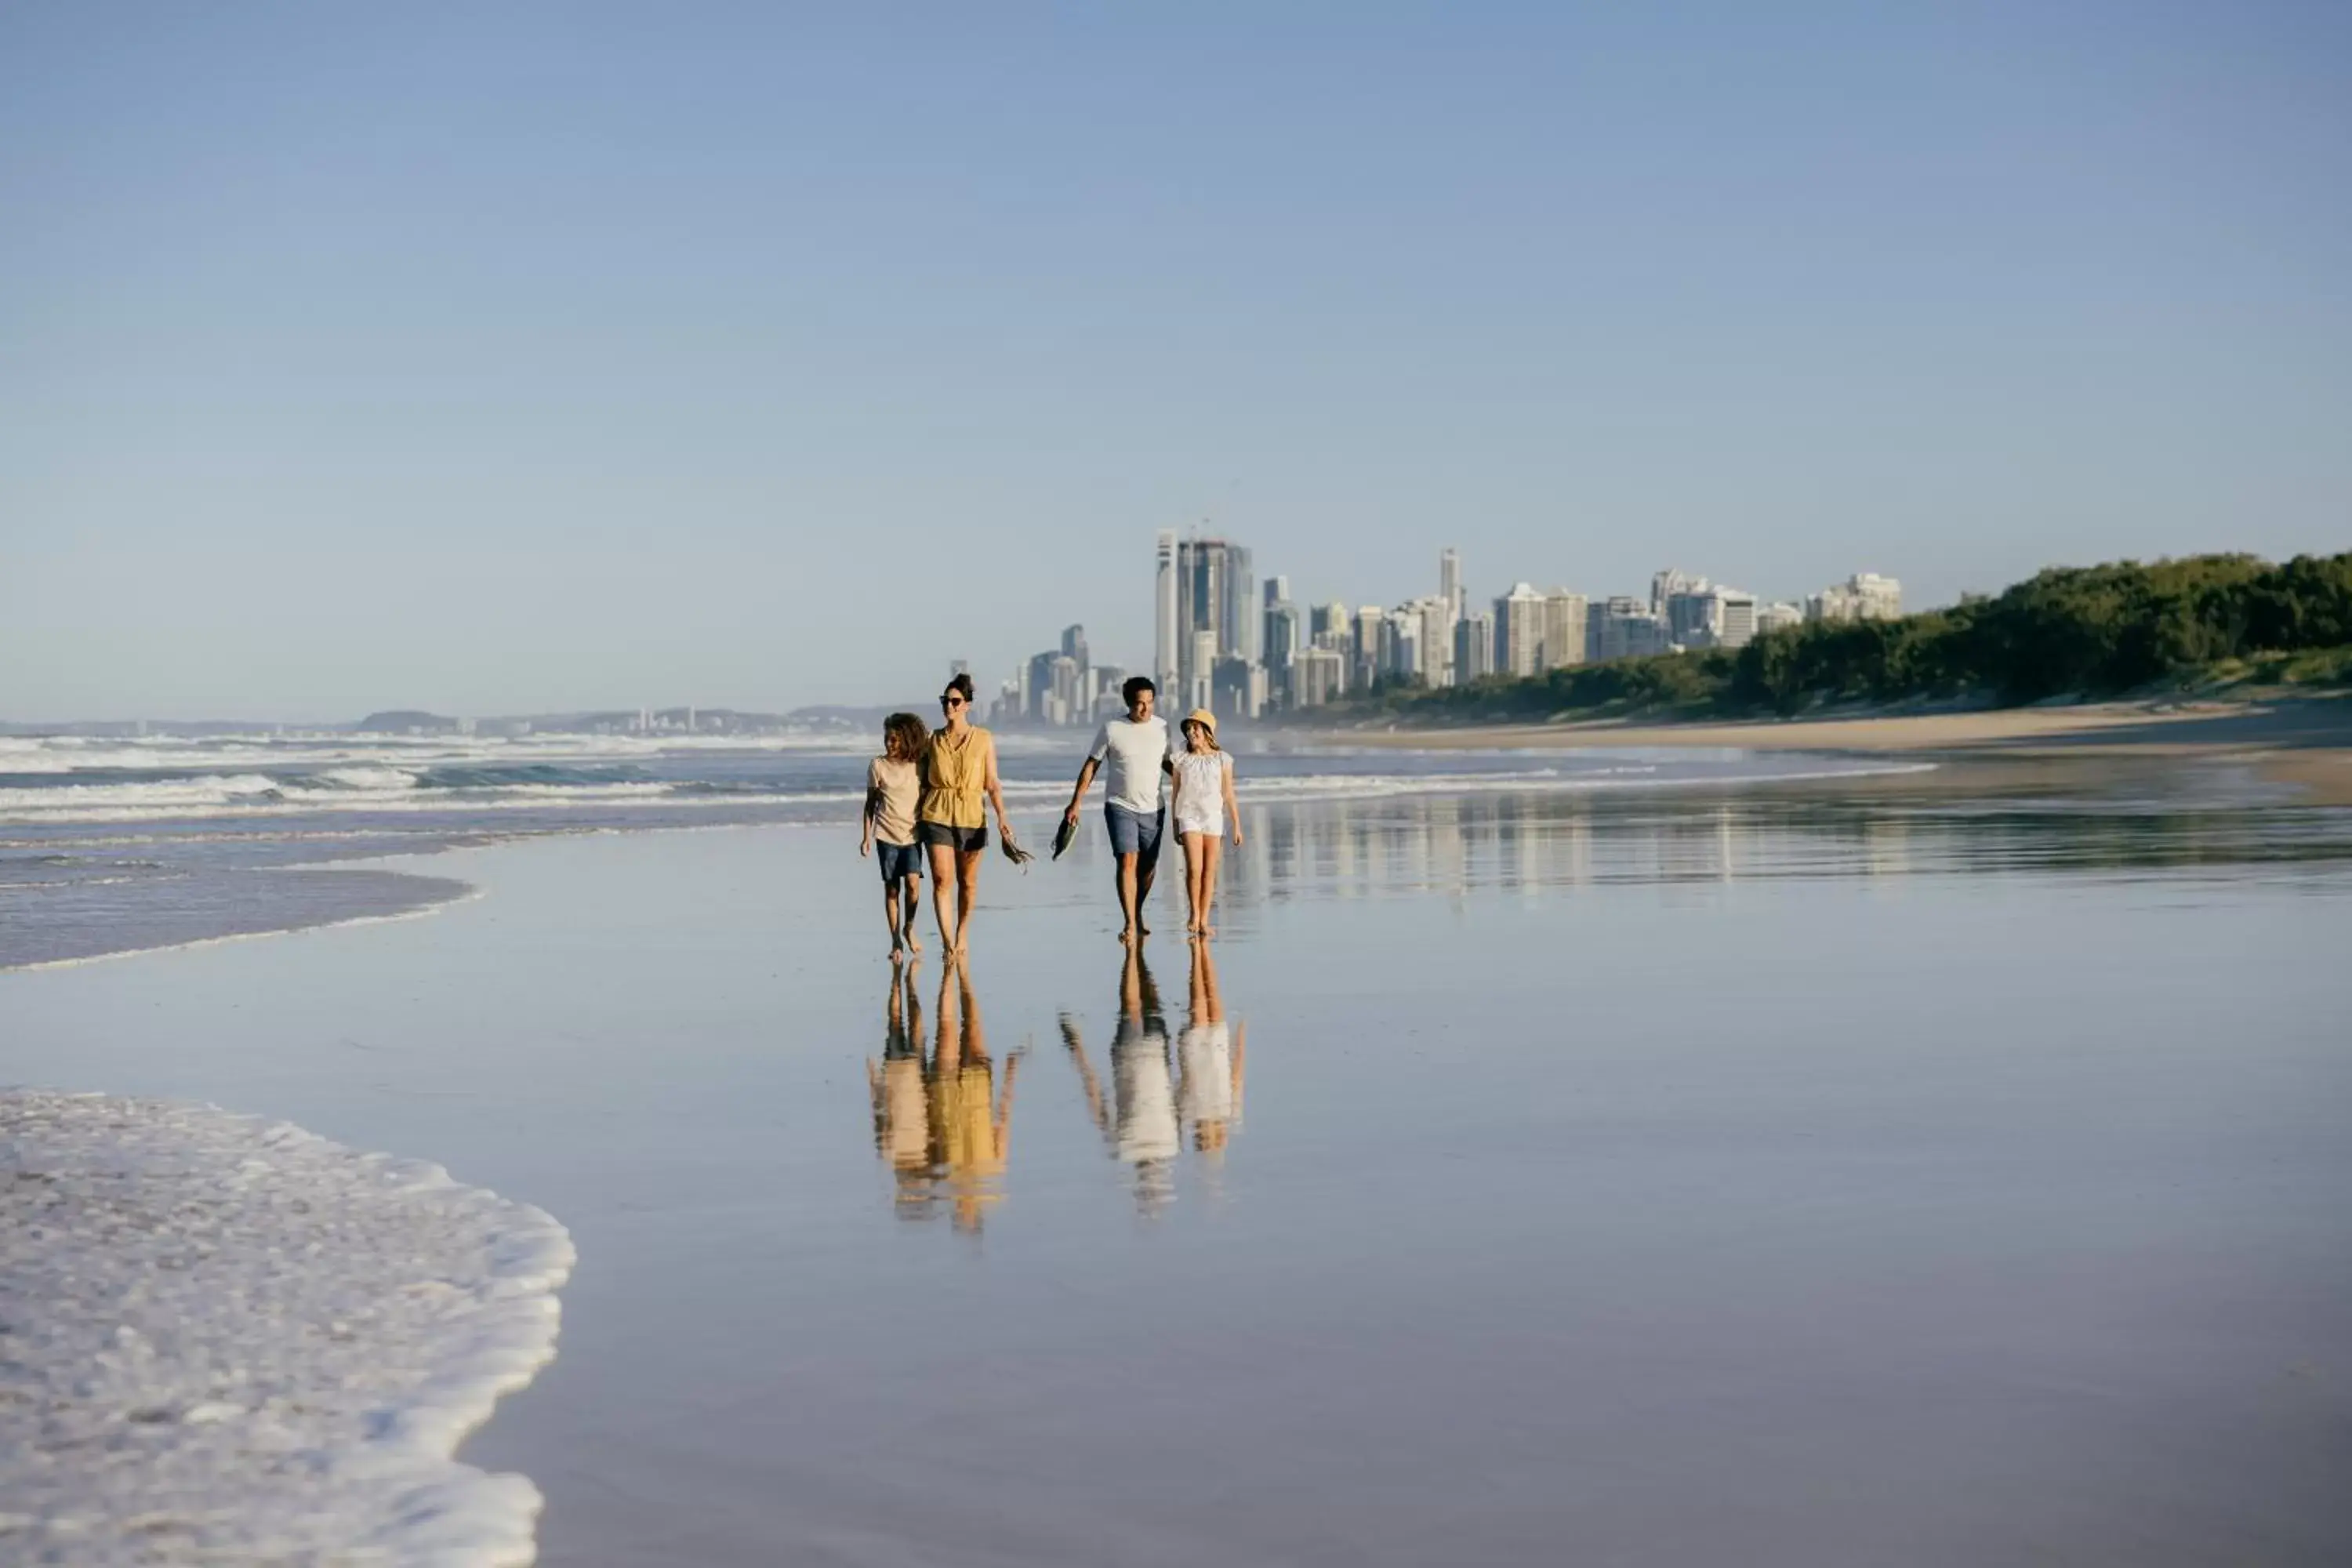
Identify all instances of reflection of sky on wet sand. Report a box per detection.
[6,767,2350,1566]
[1202,782,2352,909]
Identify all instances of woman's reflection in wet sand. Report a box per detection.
[866,961,1021,1231]
[1059,943,1245,1215]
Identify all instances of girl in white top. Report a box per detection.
[1170,708,1243,938]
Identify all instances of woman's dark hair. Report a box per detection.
[883,712,928,760]
[942,672,977,706]
[1120,675,1156,706]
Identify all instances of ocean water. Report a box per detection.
[1,1090,572,1566]
[6,766,2350,1566]
[0,729,1933,968]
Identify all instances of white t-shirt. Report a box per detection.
[1087,714,1173,814]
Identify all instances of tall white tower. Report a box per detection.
[1154,530,1180,697]
[1439,547,1462,621]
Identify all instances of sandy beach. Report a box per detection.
[8,760,2350,1566]
[1319,695,2352,804]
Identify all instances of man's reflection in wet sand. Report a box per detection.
[867,962,1021,1231]
[1060,943,1245,1214]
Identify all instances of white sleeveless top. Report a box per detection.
[1171,750,1231,834]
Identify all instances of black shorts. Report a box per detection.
[876,840,922,882]
[916,821,988,852]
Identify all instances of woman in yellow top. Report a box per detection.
[916,672,1012,959]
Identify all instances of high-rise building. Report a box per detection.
[1538,590,1587,671]
[1263,598,1301,709]
[1293,646,1346,707]
[1713,590,1757,648]
[1455,612,1495,681]
[1171,534,1255,706]
[1661,579,1716,646]
[1494,583,1546,677]
[1439,548,1463,622]
[1411,595,1454,688]
[1758,601,1805,634]
[1381,608,1422,682]
[1651,568,1705,619]
[1807,572,1903,622]
[1593,596,1671,660]
[1189,629,1218,713]
[1061,623,1088,667]
[1657,583,1758,649]
[1154,532,1180,697]
[1352,604,1385,689]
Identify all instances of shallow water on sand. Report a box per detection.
[7,778,2350,1566]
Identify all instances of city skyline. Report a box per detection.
[989,531,1904,728]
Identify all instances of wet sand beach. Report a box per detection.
[7,764,2351,1565]
[1323,696,2352,804]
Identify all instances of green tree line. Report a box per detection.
[1331,551,2352,724]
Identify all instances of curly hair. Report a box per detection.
[883,712,929,760]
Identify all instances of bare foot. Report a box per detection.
[1137,919,1152,936]
[904,931,923,955]
[1200,923,1216,938]
[890,942,906,963]
[1116,926,1135,946]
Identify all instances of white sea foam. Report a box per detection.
[0,1089,575,1566]
[0,731,869,776]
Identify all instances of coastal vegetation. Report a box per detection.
[1332,551,2352,724]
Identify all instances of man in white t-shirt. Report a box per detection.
[1062,676,1174,945]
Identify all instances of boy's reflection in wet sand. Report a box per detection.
[866,962,1021,1232]
[1059,943,1246,1215]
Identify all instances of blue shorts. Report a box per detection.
[876,840,922,883]
[1105,804,1164,872]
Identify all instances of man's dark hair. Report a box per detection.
[1120,676,1156,706]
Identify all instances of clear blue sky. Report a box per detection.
[5,2,2347,720]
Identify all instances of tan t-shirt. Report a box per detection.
[868,757,920,844]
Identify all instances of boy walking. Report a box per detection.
[862,711,928,960]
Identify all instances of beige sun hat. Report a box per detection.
[1183,708,1218,736]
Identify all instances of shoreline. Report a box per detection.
[0,1090,574,1566]
[1295,697,2352,806]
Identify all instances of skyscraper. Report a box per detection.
[1651,567,1705,619]
[1352,604,1385,689]
[1538,590,1588,671]
[1494,583,1545,677]
[1455,612,1494,681]
[1171,534,1254,706]
[1154,531,1180,697]
[1807,573,1903,622]
[1439,548,1463,622]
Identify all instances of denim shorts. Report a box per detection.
[1105,804,1164,869]
[876,840,922,883]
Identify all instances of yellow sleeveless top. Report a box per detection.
[917,726,990,829]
